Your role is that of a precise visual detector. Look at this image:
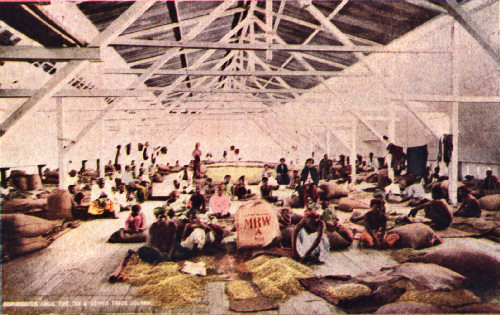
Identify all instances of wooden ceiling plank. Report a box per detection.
[0,46,100,61]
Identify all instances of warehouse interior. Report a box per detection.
[0,0,499,314]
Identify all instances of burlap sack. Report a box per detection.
[479,194,500,211]
[2,214,60,239]
[335,198,370,212]
[235,200,280,250]
[26,174,43,191]
[375,302,451,314]
[3,236,50,258]
[46,189,73,220]
[319,182,349,200]
[283,195,302,208]
[409,247,500,286]
[1,198,47,213]
[389,223,441,249]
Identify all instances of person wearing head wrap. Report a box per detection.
[292,203,329,263]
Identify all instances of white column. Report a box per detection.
[98,118,105,177]
[325,129,331,156]
[57,97,66,190]
[350,120,357,184]
[449,23,460,205]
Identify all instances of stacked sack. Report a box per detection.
[2,214,60,260]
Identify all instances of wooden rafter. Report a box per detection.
[0,1,155,137]
[303,1,440,139]
[0,46,100,61]
[441,0,500,66]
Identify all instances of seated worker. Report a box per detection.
[233,175,255,200]
[203,177,216,196]
[481,170,499,191]
[68,185,87,217]
[276,158,290,185]
[292,203,329,264]
[300,158,319,207]
[138,207,189,263]
[124,204,147,234]
[454,186,481,218]
[180,213,216,254]
[66,169,79,188]
[260,177,278,203]
[261,164,270,179]
[121,165,134,186]
[209,184,230,218]
[222,175,234,197]
[113,183,130,212]
[88,178,117,218]
[287,170,301,190]
[407,185,453,230]
[400,177,427,206]
[187,184,206,215]
[360,198,394,249]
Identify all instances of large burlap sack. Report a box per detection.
[398,288,480,307]
[12,176,28,191]
[152,173,163,183]
[389,223,441,249]
[335,198,369,212]
[2,214,60,239]
[375,302,452,314]
[108,229,147,243]
[409,247,500,286]
[26,174,43,191]
[235,200,280,250]
[455,303,500,313]
[319,182,348,200]
[3,236,50,258]
[46,189,73,220]
[479,194,500,211]
[1,198,47,213]
[327,231,352,250]
[283,195,302,208]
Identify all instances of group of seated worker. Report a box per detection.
[138,208,223,263]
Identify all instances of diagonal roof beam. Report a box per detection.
[302,0,439,139]
[157,17,252,101]
[271,31,387,143]
[0,1,154,137]
[129,0,238,89]
[441,0,500,66]
[403,0,447,13]
[260,0,349,89]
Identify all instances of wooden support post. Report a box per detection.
[449,23,460,206]
[350,120,357,184]
[56,97,66,190]
[99,118,105,178]
[325,129,331,157]
[0,168,9,188]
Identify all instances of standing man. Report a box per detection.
[319,154,332,180]
[192,143,202,179]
